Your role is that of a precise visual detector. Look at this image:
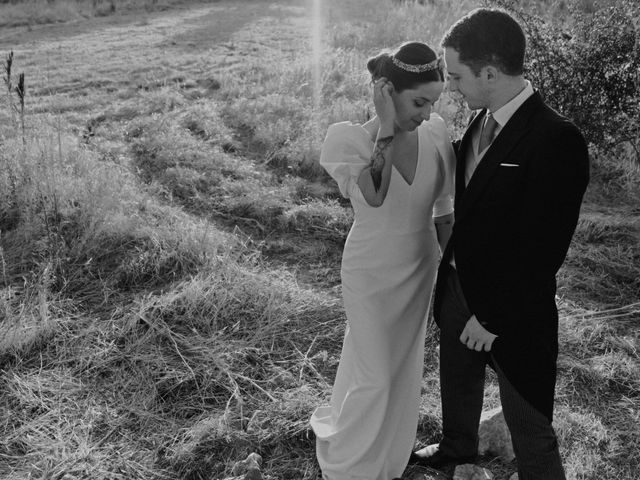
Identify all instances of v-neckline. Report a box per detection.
[393,129,420,187]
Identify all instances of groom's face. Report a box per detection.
[444,47,488,110]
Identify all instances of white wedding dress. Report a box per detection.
[310,114,455,480]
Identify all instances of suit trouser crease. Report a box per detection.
[437,265,565,480]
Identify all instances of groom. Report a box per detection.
[410,8,589,480]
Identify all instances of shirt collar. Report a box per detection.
[489,80,534,128]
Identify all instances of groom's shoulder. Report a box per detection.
[526,105,588,165]
[531,101,584,140]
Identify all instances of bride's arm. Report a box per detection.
[356,78,397,207]
[356,127,395,207]
[434,213,454,253]
[430,113,456,253]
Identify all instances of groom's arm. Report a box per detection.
[481,121,589,341]
[434,213,454,253]
[517,123,589,290]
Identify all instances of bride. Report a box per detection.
[309,41,456,480]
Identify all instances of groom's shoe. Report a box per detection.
[409,444,476,469]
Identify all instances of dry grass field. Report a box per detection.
[0,0,638,479]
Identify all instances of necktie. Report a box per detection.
[478,112,498,152]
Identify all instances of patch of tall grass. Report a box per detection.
[0,108,345,479]
[560,209,640,308]
[129,264,343,478]
[123,88,353,251]
[0,117,232,307]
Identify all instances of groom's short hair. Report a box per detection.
[441,8,526,76]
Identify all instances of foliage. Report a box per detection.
[490,0,640,162]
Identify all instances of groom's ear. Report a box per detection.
[484,65,499,82]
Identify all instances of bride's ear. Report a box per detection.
[386,81,396,94]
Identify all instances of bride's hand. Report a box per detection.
[373,77,396,132]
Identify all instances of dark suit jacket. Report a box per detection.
[434,92,590,421]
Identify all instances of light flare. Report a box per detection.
[311,0,323,115]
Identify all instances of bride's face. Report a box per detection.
[392,81,444,132]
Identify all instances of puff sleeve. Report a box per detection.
[427,114,455,217]
[319,122,372,205]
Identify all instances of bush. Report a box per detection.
[490,0,640,161]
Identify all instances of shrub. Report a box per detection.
[490,0,640,162]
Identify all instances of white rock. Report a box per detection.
[245,453,262,467]
[478,406,515,461]
[453,464,494,480]
[231,453,263,475]
[509,473,519,480]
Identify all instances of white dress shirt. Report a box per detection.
[465,80,534,186]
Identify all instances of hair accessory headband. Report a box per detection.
[391,56,442,73]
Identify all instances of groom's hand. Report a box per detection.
[460,315,497,352]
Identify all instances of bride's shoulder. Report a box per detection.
[325,121,371,147]
[419,113,450,139]
[424,113,447,131]
[326,121,367,135]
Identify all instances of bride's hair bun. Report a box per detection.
[367,53,392,80]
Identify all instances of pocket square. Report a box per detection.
[499,163,519,167]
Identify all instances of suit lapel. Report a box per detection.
[454,110,484,212]
[455,93,544,222]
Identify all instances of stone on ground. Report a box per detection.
[478,406,515,461]
[231,452,263,479]
[244,469,263,480]
[404,470,449,480]
[453,464,494,480]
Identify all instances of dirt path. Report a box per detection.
[0,1,311,120]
